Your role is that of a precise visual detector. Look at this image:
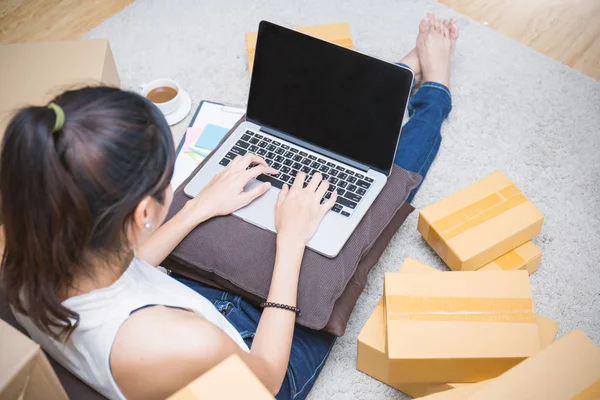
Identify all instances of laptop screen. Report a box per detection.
[247,21,413,175]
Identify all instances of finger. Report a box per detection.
[307,172,322,192]
[293,172,306,190]
[230,155,244,166]
[244,164,279,180]
[238,153,269,170]
[315,179,329,199]
[242,181,271,203]
[276,183,289,207]
[321,191,338,212]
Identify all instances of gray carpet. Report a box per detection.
[85,1,600,398]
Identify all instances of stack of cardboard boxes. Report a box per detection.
[357,171,600,398]
[417,171,544,273]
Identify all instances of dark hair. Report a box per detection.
[0,86,175,339]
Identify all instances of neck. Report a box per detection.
[59,251,134,300]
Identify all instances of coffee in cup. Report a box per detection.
[146,86,178,103]
[141,78,182,116]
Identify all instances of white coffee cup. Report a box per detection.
[141,78,182,116]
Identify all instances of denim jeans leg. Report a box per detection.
[172,276,335,400]
[394,81,452,202]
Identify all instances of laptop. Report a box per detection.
[184,21,413,257]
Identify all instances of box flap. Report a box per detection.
[468,329,600,399]
[399,257,443,274]
[0,320,39,398]
[167,355,273,399]
[101,42,120,88]
[23,352,68,400]
[534,314,558,348]
[418,380,491,399]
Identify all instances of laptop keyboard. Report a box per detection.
[218,130,374,217]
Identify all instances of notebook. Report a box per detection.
[171,101,245,190]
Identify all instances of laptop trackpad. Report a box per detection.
[234,179,279,232]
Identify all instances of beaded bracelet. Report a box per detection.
[260,301,301,316]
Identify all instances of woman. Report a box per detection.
[0,14,457,400]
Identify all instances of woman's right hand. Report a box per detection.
[275,172,337,245]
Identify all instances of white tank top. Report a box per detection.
[13,257,249,400]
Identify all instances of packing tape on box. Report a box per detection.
[572,378,600,400]
[430,185,526,241]
[492,248,526,270]
[387,296,535,323]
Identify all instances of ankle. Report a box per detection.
[422,72,449,87]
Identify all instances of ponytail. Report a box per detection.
[0,87,175,340]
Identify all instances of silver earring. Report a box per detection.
[144,222,152,231]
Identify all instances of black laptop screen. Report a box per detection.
[247,21,413,174]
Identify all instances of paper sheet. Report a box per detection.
[171,102,245,190]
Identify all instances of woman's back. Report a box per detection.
[14,256,248,400]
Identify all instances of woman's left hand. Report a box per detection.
[183,153,278,225]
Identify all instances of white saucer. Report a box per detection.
[164,89,192,126]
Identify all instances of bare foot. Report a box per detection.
[416,12,458,87]
[399,48,421,81]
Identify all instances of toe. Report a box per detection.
[419,17,430,33]
[450,20,459,40]
[434,18,441,33]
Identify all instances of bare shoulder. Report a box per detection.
[110,305,242,400]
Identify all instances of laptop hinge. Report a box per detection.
[255,123,373,173]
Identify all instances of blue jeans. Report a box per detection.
[174,276,335,400]
[174,78,451,399]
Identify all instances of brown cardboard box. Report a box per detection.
[418,171,544,271]
[534,314,559,348]
[418,329,600,399]
[245,23,352,73]
[357,258,558,397]
[478,241,541,275]
[0,319,68,400]
[0,39,120,137]
[384,269,541,383]
[166,354,273,400]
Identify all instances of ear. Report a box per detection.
[133,196,153,232]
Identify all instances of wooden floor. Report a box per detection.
[440,0,600,79]
[1,0,598,79]
[0,0,134,44]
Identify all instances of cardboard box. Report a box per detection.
[0,320,68,400]
[0,39,120,137]
[478,241,541,275]
[418,171,544,271]
[414,381,490,399]
[245,23,352,73]
[166,354,273,400]
[357,258,558,397]
[384,269,541,383]
[418,329,600,400]
[534,314,559,348]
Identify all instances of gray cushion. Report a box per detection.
[164,117,421,334]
